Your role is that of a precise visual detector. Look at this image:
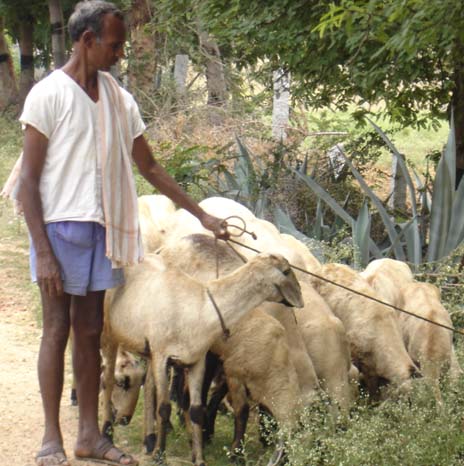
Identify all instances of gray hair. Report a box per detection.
[68,1,124,42]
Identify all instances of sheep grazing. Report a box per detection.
[310,263,419,399]
[361,258,415,308]
[292,280,355,413]
[100,349,145,426]
[361,259,462,400]
[69,338,144,418]
[159,234,308,460]
[101,251,303,466]
[397,282,462,401]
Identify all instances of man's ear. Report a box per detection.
[81,30,96,48]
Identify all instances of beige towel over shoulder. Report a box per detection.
[1,72,143,268]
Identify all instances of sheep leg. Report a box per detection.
[171,366,191,429]
[204,377,228,443]
[143,361,157,454]
[227,377,249,461]
[100,340,118,441]
[187,358,207,466]
[152,356,171,465]
[449,347,463,381]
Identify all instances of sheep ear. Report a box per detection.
[278,270,304,308]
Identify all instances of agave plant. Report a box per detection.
[209,136,284,217]
[296,114,464,268]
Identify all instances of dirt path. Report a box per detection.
[0,283,84,465]
[0,227,113,466]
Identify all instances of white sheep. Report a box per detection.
[397,281,462,401]
[138,194,177,253]
[310,263,419,399]
[292,279,355,413]
[101,251,303,466]
[100,349,145,426]
[360,258,415,308]
[280,233,322,273]
[361,259,462,400]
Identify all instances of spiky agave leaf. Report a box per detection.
[353,199,371,267]
[337,146,406,260]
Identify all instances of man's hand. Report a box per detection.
[36,251,64,297]
[200,212,230,240]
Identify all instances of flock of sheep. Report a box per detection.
[98,195,463,466]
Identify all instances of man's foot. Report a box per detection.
[75,437,138,465]
[35,444,70,466]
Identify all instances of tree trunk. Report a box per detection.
[127,0,157,111]
[388,152,407,214]
[18,16,34,105]
[198,30,227,108]
[453,53,464,188]
[272,70,290,141]
[48,0,66,68]
[174,54,189,95]
[0,17,18,110]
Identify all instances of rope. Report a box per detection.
[222,237,464,338]
[206,288,231,340]
[209,216,256,338]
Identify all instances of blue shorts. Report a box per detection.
[29,221,125,296]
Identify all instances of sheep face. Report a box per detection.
[254,254,304,308]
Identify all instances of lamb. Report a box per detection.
[158,234,311,458]
[398,281,462,400]
[360,258,415,308]
[309,263,419,398]
[291,279,355,413]
[101,251,303,466]
[100,349,145,426]
[361,259,462,399]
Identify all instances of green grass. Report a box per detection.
[113,402,272,465]
[301,107,449,171]
[107,368,464,466]
[0,113,22,186]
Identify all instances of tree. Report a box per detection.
[197,23,227,109]
[0,0,50,103]
[195,0,464,169]
[126,0,159,109]
[17,13,34,104]
[48,0,66,67]
[0,16,17,109]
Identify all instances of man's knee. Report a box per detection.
[42,322,69,349]
[72,293,105,338]
[73,323,103,342]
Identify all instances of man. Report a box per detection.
[16,2,228,465]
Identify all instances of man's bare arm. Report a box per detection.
[18,125,63,297]
[132,134,229,239]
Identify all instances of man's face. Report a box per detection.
[88,13,126,71]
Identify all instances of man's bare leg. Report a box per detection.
[72,291,136,465]
[72,291,104,451]
[38,289,71,452]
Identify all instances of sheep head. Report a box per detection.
[255,253,304,308]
